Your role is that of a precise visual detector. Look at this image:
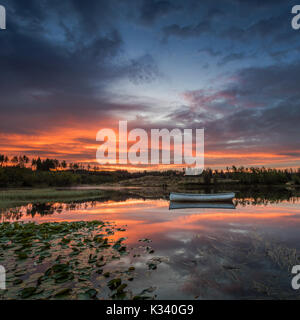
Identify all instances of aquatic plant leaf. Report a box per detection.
[107,278,122,290]
[19,287,37,299]
[54,288,72,298]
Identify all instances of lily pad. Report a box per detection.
[107,278,122,290]
[19,287,37,299]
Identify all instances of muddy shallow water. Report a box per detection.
[1,196,300,299]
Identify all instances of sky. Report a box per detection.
[0,0,300,170]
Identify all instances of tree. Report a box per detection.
[73,163,79,172]
[4,156,9,167]
[19,155,29,168]
[36,157,42,171]
[31,158,37,170]
[61,160,67,169]
[11,156,19,167]
[53,159,60,170]
[0,154,4,167]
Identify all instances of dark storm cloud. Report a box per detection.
[1,0,299,166]
[168,61,300,152]
[232,0,287,7]
[184,62,300,113]
[198,48,222,57]
[0,0,160,135]
[161,7,222,40]
[279,152,300,157]
[161,3,226,41]
[162,12,291,43]
[162,21,212,40]
[218,52,246,65]
[70,0,117,31]
[139,0,180,24]
[160,0,297,67]
[3,0,121,33]
[221,13,294,44]
[236,63,300,99]
[127,54,160,84]
[4,0,47,21]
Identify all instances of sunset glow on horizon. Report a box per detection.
[1,0,300,171]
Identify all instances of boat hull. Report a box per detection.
[169,192,235,202]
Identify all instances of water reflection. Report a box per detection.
[169,201,236,210]
[1,192,299,222]
[1,194,300,299]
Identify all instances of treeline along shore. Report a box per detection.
[0,154,300,188]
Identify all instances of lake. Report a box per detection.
[1,193,300,300]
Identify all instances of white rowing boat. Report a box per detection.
[169,192,235,202]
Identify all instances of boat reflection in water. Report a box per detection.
[169,201,236,210]
[169,192,235,202]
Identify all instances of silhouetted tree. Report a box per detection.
[61,160,67,169]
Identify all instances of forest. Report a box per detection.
[0,154,299,187]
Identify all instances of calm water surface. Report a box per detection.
[1,196,300,299]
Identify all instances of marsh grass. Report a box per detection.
[0,188,109,209]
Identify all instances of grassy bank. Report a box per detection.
[0,188,109,209]
[118,174,300,189]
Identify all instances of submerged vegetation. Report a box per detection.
[0,221,158,300]
[1,219,299,300]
